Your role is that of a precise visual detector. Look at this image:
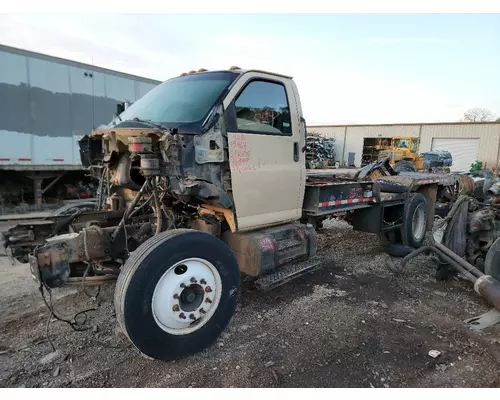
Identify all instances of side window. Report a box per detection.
[235,80,292,135]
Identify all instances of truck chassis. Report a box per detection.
[1,68,461,361]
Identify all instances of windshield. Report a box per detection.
[393,138,418,152]
[393,138,409,148]
[114,71,238,131]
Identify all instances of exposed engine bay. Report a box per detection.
[6,111,238,288]
[433,177,500,281]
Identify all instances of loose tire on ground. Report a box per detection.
[114,229,240,361]
[393,160,417,173]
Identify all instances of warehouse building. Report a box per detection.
[308,122,500,172]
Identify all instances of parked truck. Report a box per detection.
[4,67,458,361]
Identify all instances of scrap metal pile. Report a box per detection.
[434,172,500,277]
[388,172,500,318]
[305,134,336,168]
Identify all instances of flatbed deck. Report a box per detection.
[303,168,456,218]
[306,168,456,186]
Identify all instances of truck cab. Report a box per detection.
[82,68,308,233]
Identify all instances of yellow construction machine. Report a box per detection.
[378,136,424,172]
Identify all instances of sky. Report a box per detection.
[0,13,499,125]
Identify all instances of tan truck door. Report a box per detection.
[223,72,306,231]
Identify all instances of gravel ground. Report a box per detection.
[1,219,500,388]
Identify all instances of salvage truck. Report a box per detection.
[3,67,458,361]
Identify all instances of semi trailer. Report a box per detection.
[0,44,159,209]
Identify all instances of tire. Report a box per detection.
[52,201,96,216]
[378,230,402,246]
[379,193,428,249]
[393,160,417,173]
[385,243,414,258]
[374,179,408,193]
[114,229,241,361]
[485,237,500,281]
[401,193,428,249]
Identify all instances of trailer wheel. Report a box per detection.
[394,160,417,173]
[401,193,428,248]
[114,229,240,361]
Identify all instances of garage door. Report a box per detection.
[431,138,480,172]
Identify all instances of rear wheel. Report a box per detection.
[379,193,428,249]
[114,229,240,360]
[401,193,428,248]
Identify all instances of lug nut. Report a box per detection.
[200,279,207,285]
[172,304,180,312]
[205,286,212,293]
[205,298,212,304]
[173,294,179,300]
[189,314,196,321]
[179,313,186,319]
[200,308,206,314]
[190,277,197,283]
[180,283,186,289]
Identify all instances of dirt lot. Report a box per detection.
[1,219,500,388]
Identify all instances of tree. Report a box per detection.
[463,108,495,122]
[496,117,500,122]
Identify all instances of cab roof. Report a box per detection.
[178,68,293,80]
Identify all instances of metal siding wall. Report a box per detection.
[136,81,157,100]
[28,57,73,164]
[105,75,136,104]
[0,51,31,163]
[420,124,500,169]
[69,65,96,165]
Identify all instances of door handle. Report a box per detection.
[293,142,299,162]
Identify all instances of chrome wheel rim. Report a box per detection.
[151,258,222,335]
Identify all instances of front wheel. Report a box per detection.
[114,229,241,360]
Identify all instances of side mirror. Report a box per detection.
[116,102,125,115]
